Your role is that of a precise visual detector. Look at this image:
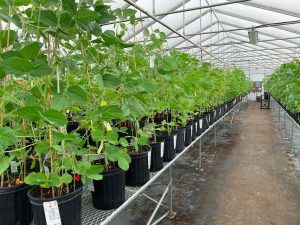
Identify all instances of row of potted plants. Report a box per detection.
[0,1,251,224]
[265,60,300,125]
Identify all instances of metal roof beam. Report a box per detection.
[214,9,300,36]
[237,1,300,19]
[123,0,223,62]
[221,21,300,47]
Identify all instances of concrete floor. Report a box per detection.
[110,101,300,225]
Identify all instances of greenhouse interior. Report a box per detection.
[0,0,300,225]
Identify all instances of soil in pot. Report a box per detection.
[149,141,165,172]
[91,167,125,210]
[0,184,33,225]
[126,146,151,186]
[157,133,177,162]
[28,184,83,225]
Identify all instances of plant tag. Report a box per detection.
[190,126,193,136]
[149,55,155,68]
[88,182,95,192]
[195,124,198,132]
[10,161,18,173]
[148,151,151,169]
[199,119,203,129]
[183,129,186,142]
[173,135,177,149]
[208,114,210,122]
[160,142,165,157]
[43,201,61,225]
[103,122,112,131]
[44,166,50,174]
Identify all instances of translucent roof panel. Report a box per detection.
[108,0,300,81]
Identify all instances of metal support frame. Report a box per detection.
[272,97,300,156]
[123,0,223,63]
[96,99,243,225]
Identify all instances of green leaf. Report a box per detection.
[86,165,103,180]
[62,0,77,15]
[0,156,10,174]
[102,74,121,88]
[0,127,16,150]
[29,59,52,77]
[60,12,75,30]
[12,0,31,6]
[21,42,40,60]
[24,172,48,185]
[94,105,126,121]
[75,8,99,25]
[0,30,17,47]
[34,141,50,154]
[53,145,63,153]
[118,157,129,171]
[65,85,88,103]
[14,106,43,122]
[62,159,72,170]
[106,130,119,145]
[137,136,148,145]
[119,137,129,147]
[60,173,73,184]
[42,109,68,126]
[39,10,58,27]
[91,129,105,142]
[52,94,69,110]
[47,173,61,187]
[0,57,32,75]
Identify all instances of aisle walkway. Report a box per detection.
[112,101,300,225]
[182,101,300,225]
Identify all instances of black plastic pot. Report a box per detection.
[184,124,193,146]
[149,141,165,172]
[191,122,197,141]
[92,168,125,210]
[157,133,176,162]
[208,110,215,125]
[0,184,33,225]
[175,128,185,153]
[28,185,83,225]
[126,146,151,186]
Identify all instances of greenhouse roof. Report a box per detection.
[106,0,300,80]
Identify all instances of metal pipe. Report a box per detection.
[123,0,224,63]
[105,0,251,25]
[146,182,171,225]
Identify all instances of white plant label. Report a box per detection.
[208,114,210,122]
[149,55,155,68]
[199,119,203,129]
[160,142,165,157]
[43,201,61,225]
[10,161,18,173]
[173,135,177,149]
[190,126,193,136]
[44,166,50,174]
[195,123,198,132]
[148,151,151,169]
[183,129,186,142]
[88,182,95,192]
